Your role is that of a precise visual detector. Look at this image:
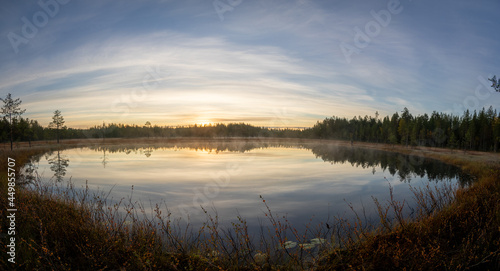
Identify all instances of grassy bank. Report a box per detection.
[1,138,499,270]
[317,143,500,270]
[0,141,221,270]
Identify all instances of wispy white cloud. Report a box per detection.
[2,30,342,127]
[1,0,499,128]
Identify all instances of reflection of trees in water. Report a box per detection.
[20,150,71,184]
[101,148,108,168]
[20,153,44,185]
[46,150,70,182]
[80,140,469,185]
[86,141,307,155]
[143,147,153,158]
[309,145,470,185]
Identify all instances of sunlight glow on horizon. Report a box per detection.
[1,1,499,127]
[195,120,213,127]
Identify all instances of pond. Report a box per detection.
[25,139,469,237]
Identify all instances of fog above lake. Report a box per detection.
[25,139,468,233]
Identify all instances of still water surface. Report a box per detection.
[27,140,467,233]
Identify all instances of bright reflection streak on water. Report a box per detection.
[26,140,467,234]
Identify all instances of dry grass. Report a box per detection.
[0,138,499,270]
[316,142,500,270]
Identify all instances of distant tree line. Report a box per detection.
[2,86,500,152]
[310,107,500,152]
[0,119,304,144]
[2,106,499,152]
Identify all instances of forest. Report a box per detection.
[1,106,500,152]
[311,107,500,152]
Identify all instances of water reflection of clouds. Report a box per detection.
[30,141,465,232]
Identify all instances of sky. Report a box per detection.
[1,0,499,128]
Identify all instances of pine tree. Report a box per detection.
[0,93,26,150]
[49,110,66,143]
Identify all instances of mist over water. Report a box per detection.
[25,139,468,235]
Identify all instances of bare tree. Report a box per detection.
[489,76,500,92]
[49,110,66,143]
[0,93,26,150]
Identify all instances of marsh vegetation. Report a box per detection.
[1,138,498,270]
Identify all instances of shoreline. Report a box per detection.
[1,137,499,269]
[3,137,499,167]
